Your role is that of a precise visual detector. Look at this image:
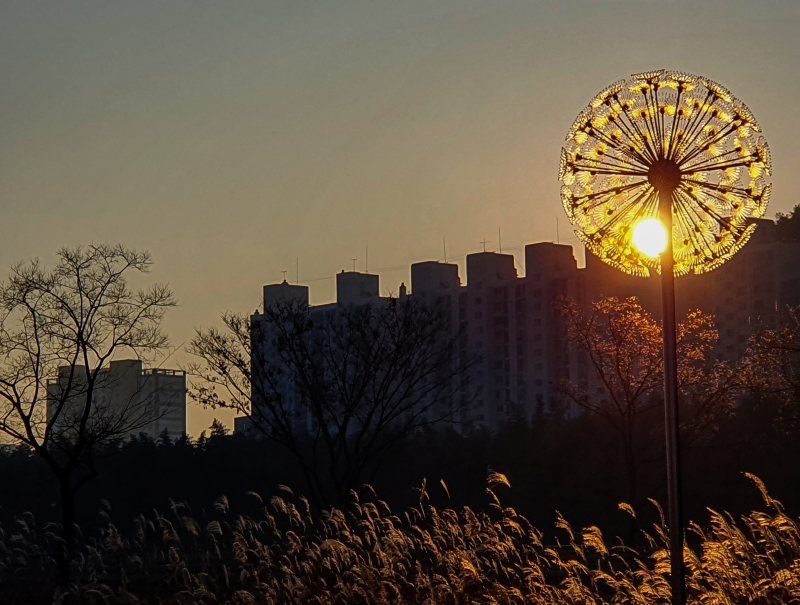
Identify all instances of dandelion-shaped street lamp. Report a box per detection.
[559,70,772,605]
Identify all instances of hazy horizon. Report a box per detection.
[3,0,798,435]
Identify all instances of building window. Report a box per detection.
[534,349,542,357]
[534,304,541,312]
[535,379,543,386]
[534,319,542,326]
[475,297,482,304]
[535,363,542,371]
[534,333,542,341]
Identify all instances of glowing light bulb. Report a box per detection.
[632,218,667,257]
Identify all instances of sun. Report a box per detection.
[632,218,667,257]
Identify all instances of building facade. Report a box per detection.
[239,217,800,433]
[46,359,187,440]
[584,218,800,364]
[247,271,391,435]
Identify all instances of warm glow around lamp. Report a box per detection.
[632,218,667,258]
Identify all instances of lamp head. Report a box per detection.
[648,158,681,193]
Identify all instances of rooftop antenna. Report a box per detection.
[498,227,502,254]
[281,270,288,282]
[443,238,447,263]
[296,257,299,285]
[351,258,357,272]
[480,238,491,252]
[365,245,369,273]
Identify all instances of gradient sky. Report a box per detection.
[2,0,798,435]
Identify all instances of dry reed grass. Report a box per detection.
[1,473,799,604]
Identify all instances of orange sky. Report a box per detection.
[2,0,798,435]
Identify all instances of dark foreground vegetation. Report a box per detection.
[2,396,800,603]
[1,468,798,604]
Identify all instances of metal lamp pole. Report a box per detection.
[657,182,685,605]
[559,70,769,605]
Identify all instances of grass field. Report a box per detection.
[1,472,798,604]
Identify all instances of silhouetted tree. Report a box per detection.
[188,297,473,507]
[776,204,800,242]
[557,296,747,510]
[748,304,800,430]
[209,418,230,438]
[0,244,175,586]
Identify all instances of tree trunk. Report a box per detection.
[57,476,75,587]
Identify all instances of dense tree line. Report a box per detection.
[1,391,798,553]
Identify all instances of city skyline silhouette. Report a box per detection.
[3,0,799,434]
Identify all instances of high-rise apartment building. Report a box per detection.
[240,217,799,433]
[583,218,800,363]
[410,244,583,424]
[241,271,391,435]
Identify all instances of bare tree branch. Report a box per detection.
[188,296,474,508]
[557,296,747,508]
[0,243,176,586]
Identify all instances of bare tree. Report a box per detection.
[557,296,747,509]
[0,244,176,586]
[747,304,800,430]
[188,296,473,507]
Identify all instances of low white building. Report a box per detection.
[46,359,186,441]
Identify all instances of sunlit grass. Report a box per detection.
[1,473,799,603]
